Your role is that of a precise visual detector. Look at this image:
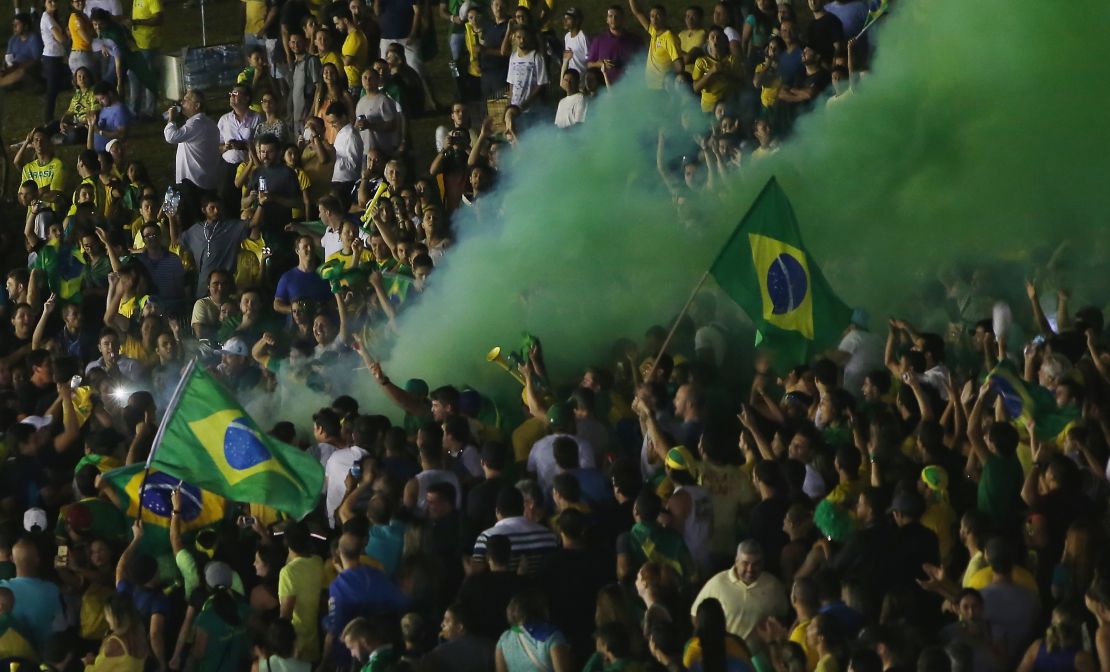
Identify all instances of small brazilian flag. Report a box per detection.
[32,244,84,301]
[149,361,324,519]
[103,464,227,551]
[381,271,414,306]
[709,178,851,369]
[986,360,1079,442]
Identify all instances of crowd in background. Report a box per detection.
[4,0,1110,671]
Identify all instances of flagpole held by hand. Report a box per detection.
[644,271,711,383]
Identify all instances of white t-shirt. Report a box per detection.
[323,445,368,526]
[694,322,728,368]
[554,93,587,128]
[355,92,400,153]
[837,328,884,397]
[563,30,589,76]
[506,50,548,107]
[40,13,66,57]
[331,124,364,182]
[528,433,595,495]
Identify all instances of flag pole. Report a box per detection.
[644,271,710,383]
[136,358,198,524]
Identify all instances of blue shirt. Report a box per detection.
[326,565,410,666]
[117,580,170,620]
[94,102,133,152]
[6,33,42,64]
[275,267,332,307]
[365,520,407,578]
[569,468,613,506]
[0,576,60,649]
[777,45,804,88]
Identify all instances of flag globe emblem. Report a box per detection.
[766,253,808,315]
[141,472,203,521]
[224,417,273,470]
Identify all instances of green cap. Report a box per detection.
[546,402,572,427]
[404,378,429,397]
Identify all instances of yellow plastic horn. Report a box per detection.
[486,346,527,385]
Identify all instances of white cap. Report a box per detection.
[105,138,119,153]
[23,507,47,533]
[217,337,250,358]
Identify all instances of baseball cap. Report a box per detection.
[546,401,572,427]
[850,307,870,330]
[458,388,482,416]
[204,560,234,589]
[105,138,119,153]
[888,490,924,518]
[564,6,581,17]
[217,337,249,358]
[64,503,93,533]
[24,507,48,533]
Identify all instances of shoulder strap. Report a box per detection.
[515,630,553,672]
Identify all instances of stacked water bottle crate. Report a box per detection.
[181,44,244,94]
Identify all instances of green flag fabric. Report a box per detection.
[149,362,324,518]
[709,178,851,369]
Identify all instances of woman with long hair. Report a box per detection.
[683,598,753,672]
[40,0,69,122]
[312,62,355,144]
[740,0,776,62]
[82,593,150,671]
[250,544,285,614]
[1016,607,1095,672]
[1053,522,1098,609]
[68,0,97,72]
[256,92,292,144]
[187,564,251,672]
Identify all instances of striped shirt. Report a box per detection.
[471,516,558,576]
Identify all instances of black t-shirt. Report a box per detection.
[801,67,832,102]
[250,164,300,230]
[465,475,506,543]
[279,0,310,35]
[17,381,57,418]
[378,0,417,39]
[804,13,843,63]
[263,0,287,39]
[456,570,528,640]
[748,494,790,573]
[479,19,510,86]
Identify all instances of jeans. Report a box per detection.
[127,49,158,117]
[42,55,68,122]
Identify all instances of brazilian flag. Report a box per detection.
[103,464,227,551]
[381,271,414,307]
[986,360,1079,442]
[709,178,851,369]
[32,244,84,301]
[149,361,324,519]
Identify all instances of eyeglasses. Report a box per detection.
[229,91,242,97]
[143,232,159,239]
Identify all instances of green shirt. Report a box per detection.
[978,453,1023,530]
[360,644,400,672]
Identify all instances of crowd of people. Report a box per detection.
[2,0,1109,670]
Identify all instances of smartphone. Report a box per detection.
[239,516,257,528]
[54,545,69,568]
[350,464,362,480]
[258,176,268,193]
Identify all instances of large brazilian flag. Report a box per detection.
[149,361,324,519]
[710,177,851,369]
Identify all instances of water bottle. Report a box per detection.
[163,186,181,216]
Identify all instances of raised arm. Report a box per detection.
[1024,280,1053,336]
[31,294,56,351]
[96,226,124,273]
[627,0,650,32]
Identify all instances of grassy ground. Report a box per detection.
[0,0,775,197]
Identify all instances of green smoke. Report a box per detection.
[370,0,1110,409]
